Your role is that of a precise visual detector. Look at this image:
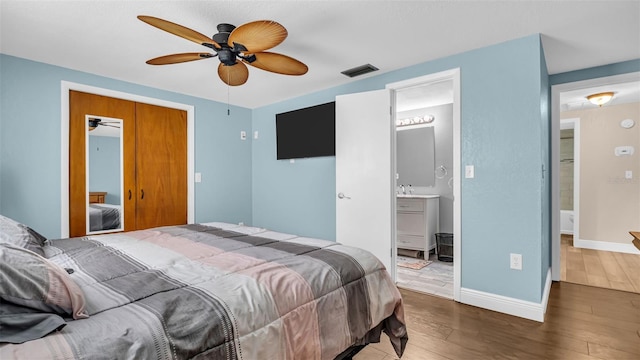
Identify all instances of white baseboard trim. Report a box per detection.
[460,269,552,323]
[574,238,640,255]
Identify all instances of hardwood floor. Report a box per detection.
[354,283,640,359]
[561,234,640,293]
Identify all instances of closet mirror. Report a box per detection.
[86,115,124,234]
[396,126,436,187]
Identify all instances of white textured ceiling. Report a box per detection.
[1,1,639,109]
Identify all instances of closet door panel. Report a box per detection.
[69,91,136,237]
[135,103,187,229]
[122,111,137,231]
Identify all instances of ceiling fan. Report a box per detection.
[137,15,308,86]
[88,118,120,131]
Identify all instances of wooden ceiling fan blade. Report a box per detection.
[218,62,249,86]
[245,52,308,75]
[228,20,287,53]
[146,53,215,65]
[138,15,220,49]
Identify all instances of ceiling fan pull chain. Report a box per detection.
[227,71,231,116]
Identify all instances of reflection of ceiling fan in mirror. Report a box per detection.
[88,118,120,131]
[137,15,308,86]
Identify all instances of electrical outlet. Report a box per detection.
[510,253,522,270]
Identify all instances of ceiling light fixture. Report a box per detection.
[586,92,614,107]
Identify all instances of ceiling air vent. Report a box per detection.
[341,64,379,78]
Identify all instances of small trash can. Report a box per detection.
[435,233,453,262]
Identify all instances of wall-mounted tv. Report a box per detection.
[276,101,335,160]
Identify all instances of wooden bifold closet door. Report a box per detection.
[134,103,187,230]
[69,91,187,237]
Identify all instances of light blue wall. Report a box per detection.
[549,59,640,85]
[0,54,253,239]
[88,136,121,205]
[252,34,548,302]
[540,43,551,294]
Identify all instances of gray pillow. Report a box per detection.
[0,244,89,320]
[0,215,47,256]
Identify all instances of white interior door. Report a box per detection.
[336,89,395,280]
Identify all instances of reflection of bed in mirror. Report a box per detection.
[88,191,120,232]
[88,203,121,232]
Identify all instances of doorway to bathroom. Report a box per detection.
[387,69,461,300]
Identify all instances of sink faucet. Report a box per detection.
[400,185,405,195]
[408,184,414,194]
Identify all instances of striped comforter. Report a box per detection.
[2,222,407,359]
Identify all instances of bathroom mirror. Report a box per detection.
[85,115,124,234]
[396,126,436,187]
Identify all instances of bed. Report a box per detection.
[88,203,121,231]
[0,216,408,359]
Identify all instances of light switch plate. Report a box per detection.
[465,165,475,178]
[195,172,202,183]
[240,131,247,140]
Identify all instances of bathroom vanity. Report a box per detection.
[397,195,439,259]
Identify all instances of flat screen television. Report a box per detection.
[276,101,335,160]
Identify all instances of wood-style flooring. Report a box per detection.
[396,253,453,299]
[561,234,640,293]
[354,283,640,360]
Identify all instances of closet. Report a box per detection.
[69,91,187,237]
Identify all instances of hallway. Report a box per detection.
[561,234,640,293]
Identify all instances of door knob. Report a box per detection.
[337,192,351,199]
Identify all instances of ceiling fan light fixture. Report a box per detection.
[218,49,237,65]
[586,92,614,107]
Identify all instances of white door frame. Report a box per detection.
[550,71,640,281]
[386,68,461,301]
[60,81,195,238]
